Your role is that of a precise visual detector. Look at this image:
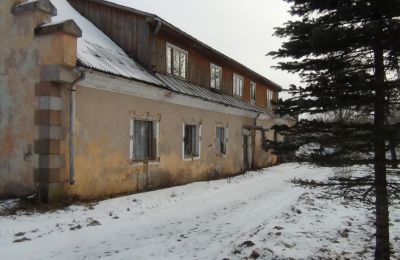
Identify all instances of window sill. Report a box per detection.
[166,72,187,81]
[129,158,160,166]
[210,87,222,94]
[183,156,201,162]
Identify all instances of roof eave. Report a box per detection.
[80,0,283,91]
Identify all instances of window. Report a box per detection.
[183,124,201,159]
[216,127,228,155]
[130,120,158,161]
[210,64,222,89]
[166,43,187,78]
[267,90,274,108]
[233,74,244,97]
[250,82,256,102]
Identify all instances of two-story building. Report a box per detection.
[0,0,292,202]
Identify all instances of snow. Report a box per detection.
[0,164,399,259]
[51,0,121,52]
[49,0,162,85]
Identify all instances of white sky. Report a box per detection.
[108,0,301,93]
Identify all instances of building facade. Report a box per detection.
[0,0,292,202]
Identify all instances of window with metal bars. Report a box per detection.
[183,124,200,159]
[132,120,157,161]
[216,127,227,155]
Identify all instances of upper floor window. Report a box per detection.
[210,64,222,89]
[250,82,256,102]
[166,43,187,79]
[233,74,244,97]
[267,90,274,107]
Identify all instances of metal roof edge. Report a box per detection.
[76,0,283,91]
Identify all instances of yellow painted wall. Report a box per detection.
[0,1,52,198]
[67,86,275,200]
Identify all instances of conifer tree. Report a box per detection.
[269,1,400,258]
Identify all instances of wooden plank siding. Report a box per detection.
[68,0,153,69]
[68,0,279,110]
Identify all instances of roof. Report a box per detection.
[156,74,267,114]
[72,0,283,91]
[49,0,272,115]
[50,0,162,86]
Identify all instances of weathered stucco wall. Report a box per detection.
[0,0,283,201]
[67,85,275,200]
[0,1,53,198]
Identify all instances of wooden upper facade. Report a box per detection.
[68,0,281,110]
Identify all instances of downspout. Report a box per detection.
[252,113,261,169]
[69,68,86,185]
[151,17,162,73]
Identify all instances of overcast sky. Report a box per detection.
[108,0,300,92]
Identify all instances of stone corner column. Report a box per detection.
[33,19,82,203]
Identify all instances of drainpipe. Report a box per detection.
[252,113,261,169]
[69,68,86,185]
[151,17,162,72]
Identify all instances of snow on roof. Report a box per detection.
[49,0,162,86]
[47,1,270,114]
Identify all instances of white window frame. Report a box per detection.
[233,74,244,97]
[166,42,188,79]
[250,81,256,103]
[215,126,228,156]
[182,123,201,161]
[267,90,274,108]
[210,63,222,90]
[129,119,160,165]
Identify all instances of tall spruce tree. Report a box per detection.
[269,0,400,259]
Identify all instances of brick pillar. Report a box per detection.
[32,15,82,202]
[34,82,66,202]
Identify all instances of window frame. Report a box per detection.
[166,42,188,79]
[210,63,222,90]
[215,126,228,156]
[182,123,201,161]
[129,119,160,164]
[233,73,244,97]
[267,89,274,108]
[250,81,257,103]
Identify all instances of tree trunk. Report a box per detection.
[373,32,391,259]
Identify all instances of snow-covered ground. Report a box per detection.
[0,164,399,260]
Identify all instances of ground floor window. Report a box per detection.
[216,127,228,155]
[131,120,158,161]
[183,124,201,159]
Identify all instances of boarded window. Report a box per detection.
[166,43,188,78]
[250,82,256,102]
[133,120,156,161]
[210,64,222,89]
[216,127,227,155]
[184,124,200,158]
[233,74,244,97]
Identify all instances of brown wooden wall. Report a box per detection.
[68,0,153,69]
[68,0,278,109]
